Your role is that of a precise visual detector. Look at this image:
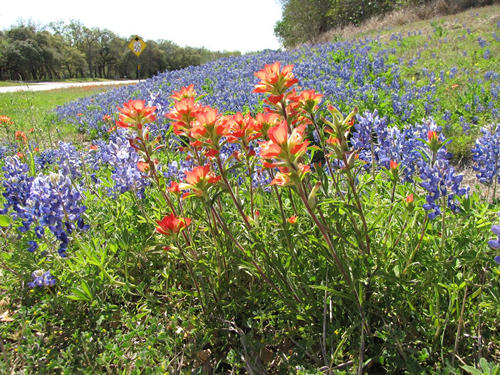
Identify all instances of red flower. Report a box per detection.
[102,114,112,122]
[406,194,414,204]
[296,89,323,114]
[0,115,13,125]
[165,98,201,136]
[167,181,181,195]
[390,160,398,170]
[179,165,221,197]
[287,215,297,224]
[254,62,298,96]
[116,99,157,129]
[171,84,197,101]
[224,113,262,144]
[137,161,150,172]
[156,213,191,236]
[89,145,98,151]
[427,130,438,142]
[270,171,292,186]
[15,131,27,144]
[185,165,220,185]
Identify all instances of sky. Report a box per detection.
[0,0,283,53]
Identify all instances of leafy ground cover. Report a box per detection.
[0,85,137,144]
[0,79,126,87]
[0,5,499,374]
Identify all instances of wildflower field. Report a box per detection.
[0,6,499,374]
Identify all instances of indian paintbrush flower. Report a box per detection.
[156,213,191,237]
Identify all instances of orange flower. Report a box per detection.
[179,165,221,197]
[427,130,438,142]
[89,145,98,151]
[296,89,323,114]
[102,114,112,122]
[185,165,220,185]
[167,181,181,195]
[16,152,24,159]
[116,99,157,129]
[260,140,283,160]
[287,215,297,224]
[255,112,281,134]
[165,97,201,136]
[137,161,150,172]
[156,213,191,237]
[406,194,414,204]
[270,171,292,186]
[224,112,262,144]
[0,115,12,125]
[171,84,197,101]
[326,137,340,145]
[390,160,398,170]
[254,62,298,97]
[15,131,27,144]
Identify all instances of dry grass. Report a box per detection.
[312,0,500,44]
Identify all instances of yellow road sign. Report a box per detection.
[128,36,147,57]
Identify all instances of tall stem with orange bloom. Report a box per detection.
[215,155,251,230]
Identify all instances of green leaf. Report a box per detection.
[0,215,10,227]
[461,365,485,375]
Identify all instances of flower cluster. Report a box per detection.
[0,156,34,222]
[419,160,468,219]
[488,213,500,264]
[156,213,191,237]
[472,124,500,185]
[27,172,89,256]
[28,270,56,288]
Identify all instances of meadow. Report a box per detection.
[0,5,499,374]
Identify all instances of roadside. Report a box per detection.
[0,80,139,94]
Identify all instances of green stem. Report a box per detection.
[452,284,468,367]
[402,216,429,276]
[216,156,251,230]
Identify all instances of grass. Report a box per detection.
[0,78,133,87]
[0,85,134,144]
[0,5,499,374]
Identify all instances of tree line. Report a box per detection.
[274,0,497,48]
[0,21,241,81]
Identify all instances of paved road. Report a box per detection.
[0,80,140,93]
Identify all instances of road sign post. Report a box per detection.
[128,36,147,79]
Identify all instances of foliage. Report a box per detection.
[0,6,499,374]
[0,21,241,81]
[274,0,496,47]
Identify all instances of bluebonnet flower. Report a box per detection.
[35,149,57,171]
[489,213,500,264]
[419,159,468,219]
[472,124,500,185]
[0,156,33,224]
[484,71,499,81]
[489,223,500,250]
[27,240,38,252]
[53,142,83,180]
[27,172,88,256]
[28,270,56,288]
